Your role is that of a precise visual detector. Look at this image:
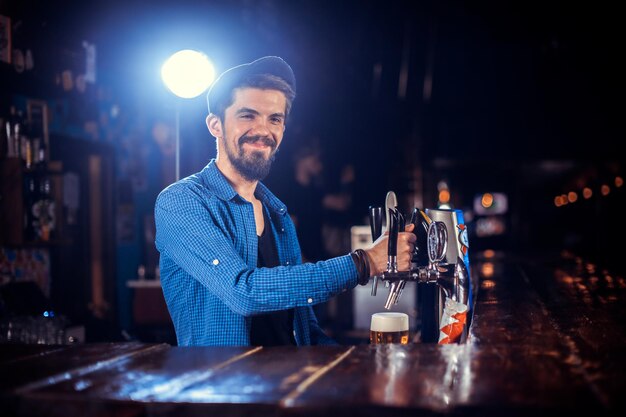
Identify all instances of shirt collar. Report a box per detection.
[200,159,288,216]
[255,181,288,216]
[200,159,238,201]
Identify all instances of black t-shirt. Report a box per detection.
[283,182,326,262]
[250,208,296,346]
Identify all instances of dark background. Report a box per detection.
[5,0,623,257]
[1,0,624,342]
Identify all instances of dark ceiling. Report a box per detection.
[3,0,623,198]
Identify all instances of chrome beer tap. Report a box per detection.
[417,220,470,306]
[370,193,471,311]
[384,208,400,309]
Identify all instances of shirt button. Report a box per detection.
[285,261,290,265]
[307,298,313,304]
[212,259,219,266]
[280,227,285,232]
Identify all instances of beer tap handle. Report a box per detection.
[409,207,418,227]
[369,206,383,297]
[384,210,399,304]
[412,207,431,266]
[383,192,398,291]
[384,191,398,233]
[387,209,398,268]
[394,211,407,304]
[368,206,383,241]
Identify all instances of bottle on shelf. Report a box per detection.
[35,174,55,242]
[35,134,46,168]
[25,168,55,243]
[23,171,38,242]
[0,115,5,159]
[23,120,34,170]
[21,118,54,243]
[25,116,46,171]
[4,105,20,158]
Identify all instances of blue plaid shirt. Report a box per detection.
[154,159,358,346]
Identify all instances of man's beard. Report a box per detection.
[225,134,278,181]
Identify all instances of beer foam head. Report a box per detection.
[370,312,409,332]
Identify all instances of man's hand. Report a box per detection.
[364,223,416,276]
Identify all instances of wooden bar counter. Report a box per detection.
[1,251,625,416]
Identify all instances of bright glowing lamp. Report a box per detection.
[161,50,215,98]
[161,50,216,180]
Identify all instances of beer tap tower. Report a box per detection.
[368,192,472,344]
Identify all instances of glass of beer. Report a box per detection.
[369,312,409,344]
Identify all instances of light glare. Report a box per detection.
[567,191,578,203]
[601,184,610,196]
[161,50,216,98]
[438,189,451,204]
[481,193,494,208]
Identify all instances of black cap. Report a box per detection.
[207,56,296,114]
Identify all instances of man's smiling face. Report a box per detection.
[220,87,287,181]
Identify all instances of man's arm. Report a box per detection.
[155,184,359,317]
